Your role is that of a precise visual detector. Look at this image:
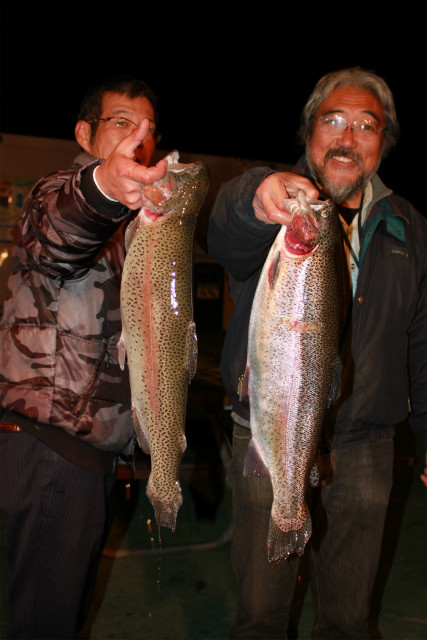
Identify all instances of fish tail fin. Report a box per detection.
[117,335,126,371]
[146,477,183,532]
[243,438,270,477]
[267,513,312,565]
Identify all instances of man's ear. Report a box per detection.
[75,120,92,153]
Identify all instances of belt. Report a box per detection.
[0,422,22,432]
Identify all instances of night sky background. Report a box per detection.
[1,0,426,212]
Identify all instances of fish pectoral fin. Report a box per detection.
[243,438,269,477]
[124,215,140,251]
[185,320,198,383]
[327,356,342,407]
[117,335,127,371]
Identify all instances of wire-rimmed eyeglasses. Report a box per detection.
[314,114,387,138]
[87,115,161,143]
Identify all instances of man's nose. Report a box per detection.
[336,126,357,147]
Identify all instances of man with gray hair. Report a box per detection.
[208,67,426,638]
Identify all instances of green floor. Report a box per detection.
[1,332,426,639]
[78,418,426,640]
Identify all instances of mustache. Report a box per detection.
[324,147,362,166]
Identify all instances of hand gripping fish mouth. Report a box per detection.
[282,189,330,258]
[139,151,205,223]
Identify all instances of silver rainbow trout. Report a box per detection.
[118,151,210,531]
[241,190,341,564]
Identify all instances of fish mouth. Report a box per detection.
[284,228,318,256]
[141,162,205,222]
[142,206,169,222]
[284,212,320,257]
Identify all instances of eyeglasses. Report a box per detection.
[314,114,386,138]
[88,115,161,142]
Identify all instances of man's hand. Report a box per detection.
[253,172,319,225]
[421,452,427,487]
[95,119,167,209]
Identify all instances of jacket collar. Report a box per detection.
[73,151,97,168]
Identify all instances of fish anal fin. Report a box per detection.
[309,461,320,487]
[243,438,269,477]
[185,320,198,383]
[238,367,249,401]
[179,432,187,455]
[267,513,312,565]
[133,406,151,454]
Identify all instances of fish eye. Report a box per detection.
[320,210,329,218]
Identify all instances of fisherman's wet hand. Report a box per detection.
[95,119,167,209]
[253,172,319,226]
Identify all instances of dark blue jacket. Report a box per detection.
[207,158,427,450]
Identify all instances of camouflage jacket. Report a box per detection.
[0,153,137,457]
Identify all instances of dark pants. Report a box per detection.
[229,423,394,639]
[0,430,116,639]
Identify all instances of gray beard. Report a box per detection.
[306,146,380,204]
[313,168,367,204]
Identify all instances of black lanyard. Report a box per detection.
[339,193,365,269]
[340,223,360,268]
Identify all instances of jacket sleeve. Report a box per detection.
[206,167,281,413]
[407,236,427,450]
[12,161,132,280]
[207,167,280,281]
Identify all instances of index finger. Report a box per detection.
[130,156,168,186]
[115,118,153,157]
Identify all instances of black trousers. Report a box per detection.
[0,429,116,639]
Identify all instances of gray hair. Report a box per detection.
[298,67,400,158]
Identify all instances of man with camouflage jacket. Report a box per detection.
[0,76,166,639]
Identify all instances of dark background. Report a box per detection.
[1,0,426,212]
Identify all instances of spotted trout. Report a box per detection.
[241,190,341,564]
[118,151,209,531]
